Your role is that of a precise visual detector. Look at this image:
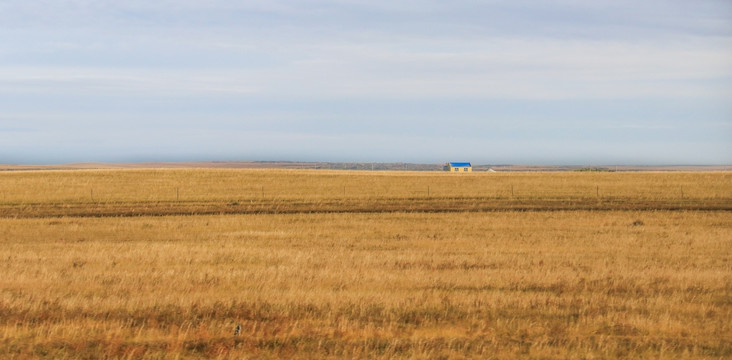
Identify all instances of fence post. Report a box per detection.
[681,186,684,199]
[511,185,514,198]
[176,187,179,201]
[90,188,94,202]
[428,186,430,196]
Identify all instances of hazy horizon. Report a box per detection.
[4,160,731,168]
[2,1,731,165]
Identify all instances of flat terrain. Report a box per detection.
[0,170,730,359]
[3,161,732,172]
[1,170,730,218]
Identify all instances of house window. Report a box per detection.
[463,168,468,171]
[454,168,459,172]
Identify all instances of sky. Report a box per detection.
[1,0,731,165]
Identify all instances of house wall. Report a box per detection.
[447,166,472,172]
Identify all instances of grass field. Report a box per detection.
[1,169,730,359]
[1,170,730,217]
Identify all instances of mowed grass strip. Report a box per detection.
[1,210,730,359]
[2,197,731,219]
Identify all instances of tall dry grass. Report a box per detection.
[1,210,731,358]
[0,170,730,358]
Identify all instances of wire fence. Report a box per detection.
[1,183,729,205]
[1,170,730,205]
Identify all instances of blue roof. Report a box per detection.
[449,162,471,167]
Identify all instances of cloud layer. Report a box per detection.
[1,0,731,164]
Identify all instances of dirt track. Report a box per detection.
[2,197,730,218]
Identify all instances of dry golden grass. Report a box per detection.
[0,170,730,359]
[1,169,730,202]
[0,170,730,218]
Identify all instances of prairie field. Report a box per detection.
[0,169,730,359]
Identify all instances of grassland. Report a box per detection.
[1,170,730,218]
[0,169,730,359]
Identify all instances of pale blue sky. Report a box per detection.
[1,0,731,165]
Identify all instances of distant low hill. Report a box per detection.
[1,161,730,172]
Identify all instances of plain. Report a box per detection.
[0,169,730,359]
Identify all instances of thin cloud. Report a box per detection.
[0,0,730,164]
